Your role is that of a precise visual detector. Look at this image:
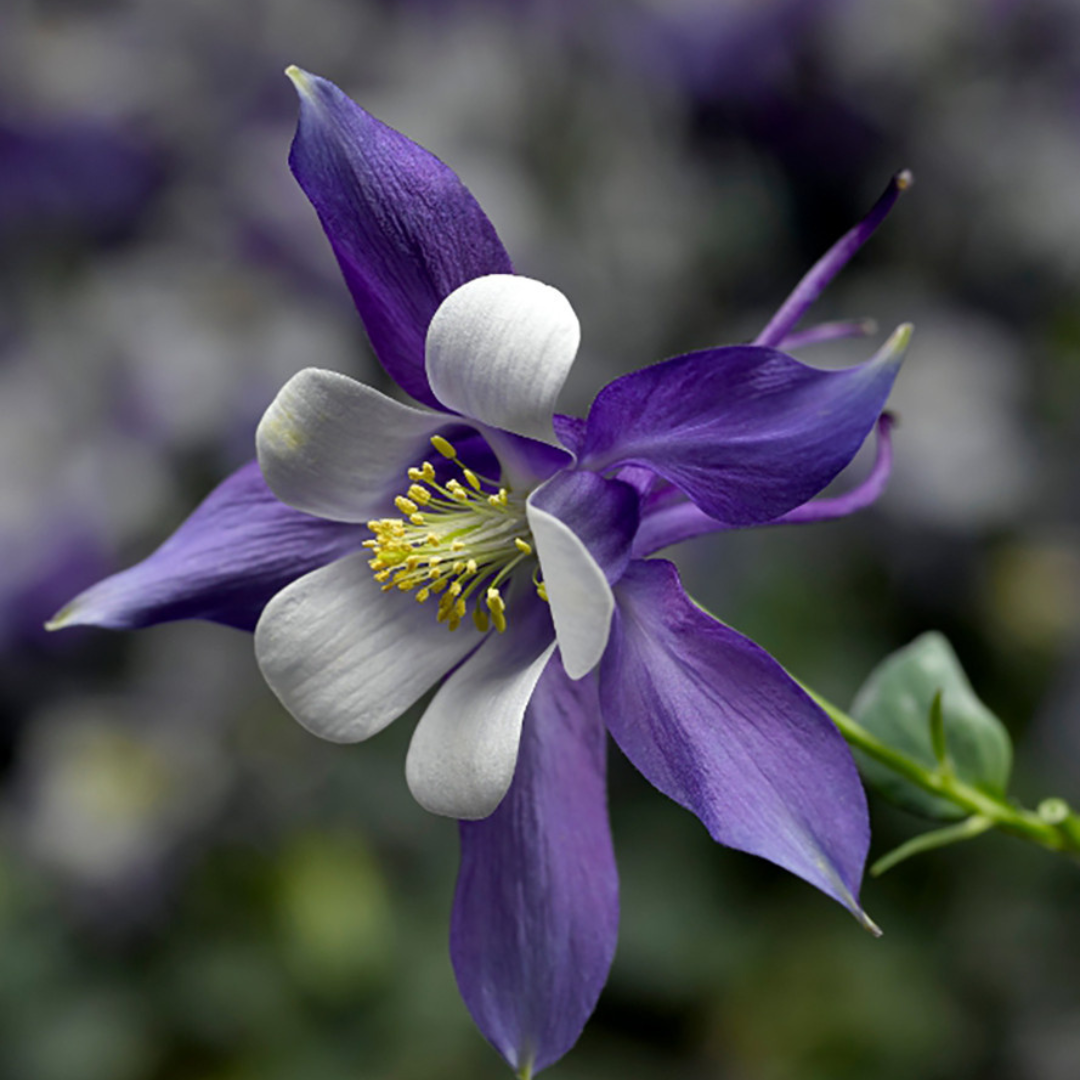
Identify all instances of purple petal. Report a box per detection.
[632,412,895,555]
[581,327,909,528]
[528,470,639,585]
[755,171,912,348]
[552,413,585,455]
[601,559,872,922]
[47,460,361,632]
[286,68,513,407]
[452,657,618,1075]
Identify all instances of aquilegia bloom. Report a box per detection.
[51,68,912,1075]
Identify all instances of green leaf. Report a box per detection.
[850,632,1013,820]
[927,689,948,770]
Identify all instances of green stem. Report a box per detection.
[804,687,1080,859]
[870,815,994,876]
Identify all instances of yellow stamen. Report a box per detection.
[366,451,547,635]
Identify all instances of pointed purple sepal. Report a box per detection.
[581,327,908,528]
[601,559,872,921]
[47,460,361,632]
[452,657,618,1075]
[632,412,895,555]
[286,68,513,407]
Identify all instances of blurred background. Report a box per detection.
[2,0,1080,1077]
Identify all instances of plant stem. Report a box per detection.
[804,687,1080,858]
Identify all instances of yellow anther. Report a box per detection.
[438,592,456,621]
[536,582,548,602]
[367,451,537,637]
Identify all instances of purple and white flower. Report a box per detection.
[51,68,912,1076]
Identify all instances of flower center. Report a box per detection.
[364,436,544,633]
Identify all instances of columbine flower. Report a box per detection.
[50,68,912,1076]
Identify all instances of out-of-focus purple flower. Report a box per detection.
[0,116,163,248]
[51,69,911,1074]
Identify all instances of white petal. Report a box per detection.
[406,605,557,819]
[425,275,580,445]
[526,495,615,680]
[256,368,443,522]
[254,551,479,743]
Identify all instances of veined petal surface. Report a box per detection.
[406,597,556,819]
[47,460,360,632]
[581,327,909,527]
[527,472,638,680]
[601,559,871,921]
[452,658,618,1076]
[254,551,479,743]
[287,68,513,406]
[257,368,443,522]
[632,412,896,556]
[426,275,580,445]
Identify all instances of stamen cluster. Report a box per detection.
[364,436,542,633]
